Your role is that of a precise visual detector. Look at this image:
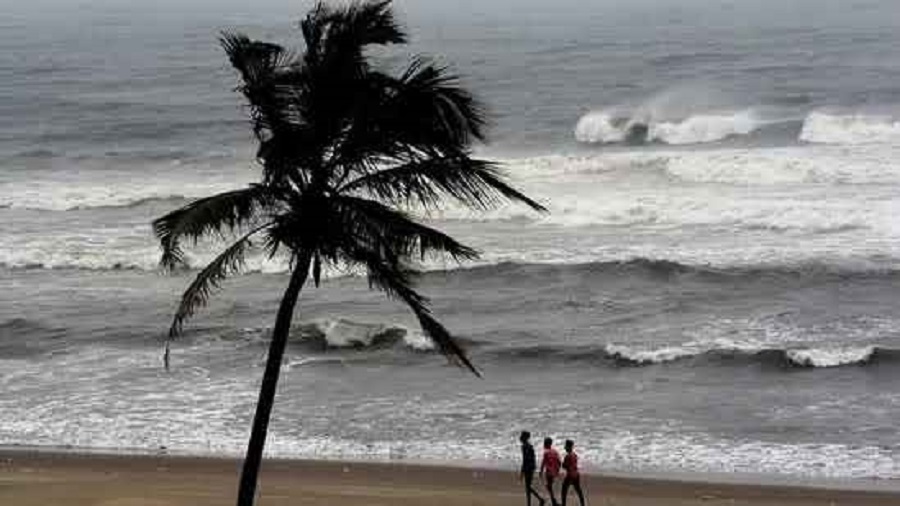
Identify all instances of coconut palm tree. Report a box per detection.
[153,1,544,505]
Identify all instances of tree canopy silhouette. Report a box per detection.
[153,1,544,504]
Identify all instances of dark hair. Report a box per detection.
[565,439,574,450]
[543,437,553,448]
[520,431,531,443]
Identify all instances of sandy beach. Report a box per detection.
[0,449,897,506]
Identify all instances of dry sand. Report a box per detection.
[0,449,897,506]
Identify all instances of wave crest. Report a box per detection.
[489,340,898,369]
[609,342,897,368]
[575,109,763,145]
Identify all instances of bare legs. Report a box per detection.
[544,475,560,506]
[524,473,546,506]
[561,476,585,506]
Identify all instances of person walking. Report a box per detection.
[561,439,586,506]
[540,437,562,506]
[519,431,546,506]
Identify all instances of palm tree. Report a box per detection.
[153,1,544,505]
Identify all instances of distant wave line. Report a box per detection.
[7,257,900,289]
[484,342,900,369]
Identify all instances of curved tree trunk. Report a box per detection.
[236,251,312,506]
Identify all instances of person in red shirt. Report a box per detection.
[540,437,562,506]
[561,439,585,506]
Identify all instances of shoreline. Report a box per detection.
[2,447,899,505]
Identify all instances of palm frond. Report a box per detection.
[393,57,487,145]
[332,195,479,262]
[220,32,290,88]
[221,31,308,159]
[340,157,546,212]
[303,1,404,63]
[153,185,275,270]
[167,226,268,338]
[326,0,406,49]
[414,310,479,376]
[297,2,407,175]
[327,61,488,174]
[352,248,479,376]
[300,0,404,97]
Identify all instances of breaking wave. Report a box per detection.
[238,318,436,352]
[575,108,900,147]
[575,109,764,145]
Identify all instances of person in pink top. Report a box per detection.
[561,439,585,506]
[540,437,562,506]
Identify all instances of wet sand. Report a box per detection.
[0,449,897,506]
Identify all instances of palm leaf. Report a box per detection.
[341,157,546,212]
[326,61,488,175]
[153,186,274,270]
[221,31,310,172]
[220,33,290,89]
[167,226,269,338]
[352,247,480,376]
[392,57,487,145]
[336,236,478,375]
[326,0,406,49]
[332,195,479,262]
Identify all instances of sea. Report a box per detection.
[3,0,900,481]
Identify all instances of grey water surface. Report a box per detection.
[3,0,900,479]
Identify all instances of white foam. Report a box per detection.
[662,145,900,185]
[574,111,628,143]
[0,166,253,211]
[786,346,876,368]
[0,236,292,273]
[800,111,900,145]
[401,328,437,351]
[605,343,701,364]
[584,430,899,479]
[649,110,761,145]
[482,148,897,241]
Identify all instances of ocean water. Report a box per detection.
[3,0,900,480]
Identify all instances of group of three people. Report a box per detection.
[519,431,586,506]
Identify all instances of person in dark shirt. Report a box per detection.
[519,431,546,506]
[561,439,585,506]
